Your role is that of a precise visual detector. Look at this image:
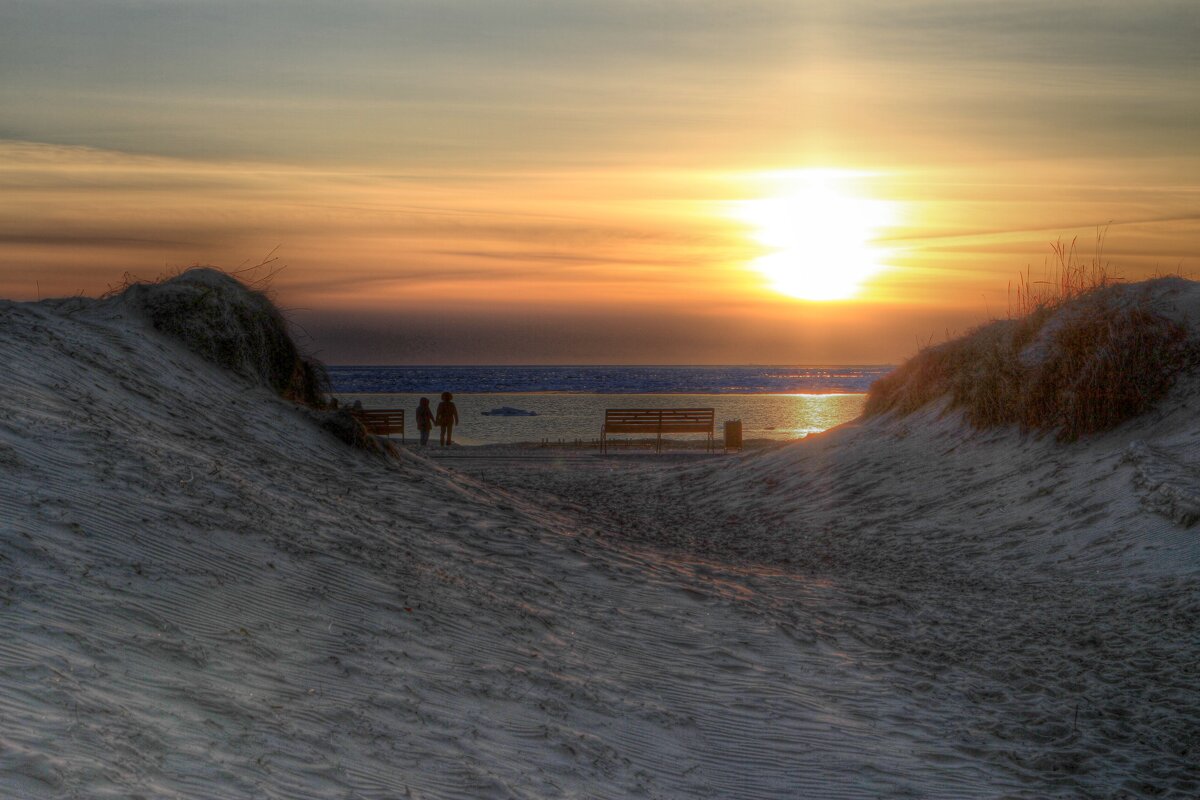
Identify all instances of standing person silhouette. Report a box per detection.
[435,391,459,447]
[415,397,434,446]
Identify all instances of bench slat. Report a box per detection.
[351,408,406,438]
[601,408,715,453]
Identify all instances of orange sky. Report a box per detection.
[1,2,1197,364]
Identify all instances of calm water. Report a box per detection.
[328,365,890,395]
[331,366,886,446]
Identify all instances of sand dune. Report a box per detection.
[1,275,1197,798]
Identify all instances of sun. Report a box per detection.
[732,170,895,301]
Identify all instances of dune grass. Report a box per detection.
[1009,229,1113,317]
[867,239,1197,441]
[120,266,331,409]
[113,265,401,455]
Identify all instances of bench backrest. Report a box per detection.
[351,408,405,436]
[604,408,714,434]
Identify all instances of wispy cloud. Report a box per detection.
[1,2,1197,361]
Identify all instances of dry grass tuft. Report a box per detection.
[867,277,1197,441]
[120,266,331,409]
[1009,227,1114,318]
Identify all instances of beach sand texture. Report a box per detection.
[1,273,1198,798]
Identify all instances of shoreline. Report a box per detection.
[337,390,870,397]
[334,391,868,446]
[399,436,795,454]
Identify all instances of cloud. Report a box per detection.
[0,233,195,249]
[292,301,933,366]
[4,1,1194,167]
[1,3,1197,361]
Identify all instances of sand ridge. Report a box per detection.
[1,286,1198,798]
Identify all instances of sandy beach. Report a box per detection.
[1,271,1198,798]
[5,1,1200,795]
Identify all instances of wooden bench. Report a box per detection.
[350,408,405,443]
[601,408,715,453]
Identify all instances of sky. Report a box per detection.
[1,0,1198,364]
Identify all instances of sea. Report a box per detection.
[329,365,892,446]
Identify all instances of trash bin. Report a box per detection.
[723,419,743,452]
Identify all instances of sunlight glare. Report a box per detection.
[733,170,895,301]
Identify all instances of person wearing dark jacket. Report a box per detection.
[435,391,459,447]
[415,397,435,446]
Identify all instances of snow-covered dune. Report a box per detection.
[1,272,1197,798]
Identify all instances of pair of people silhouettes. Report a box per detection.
[416,392,458,447]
